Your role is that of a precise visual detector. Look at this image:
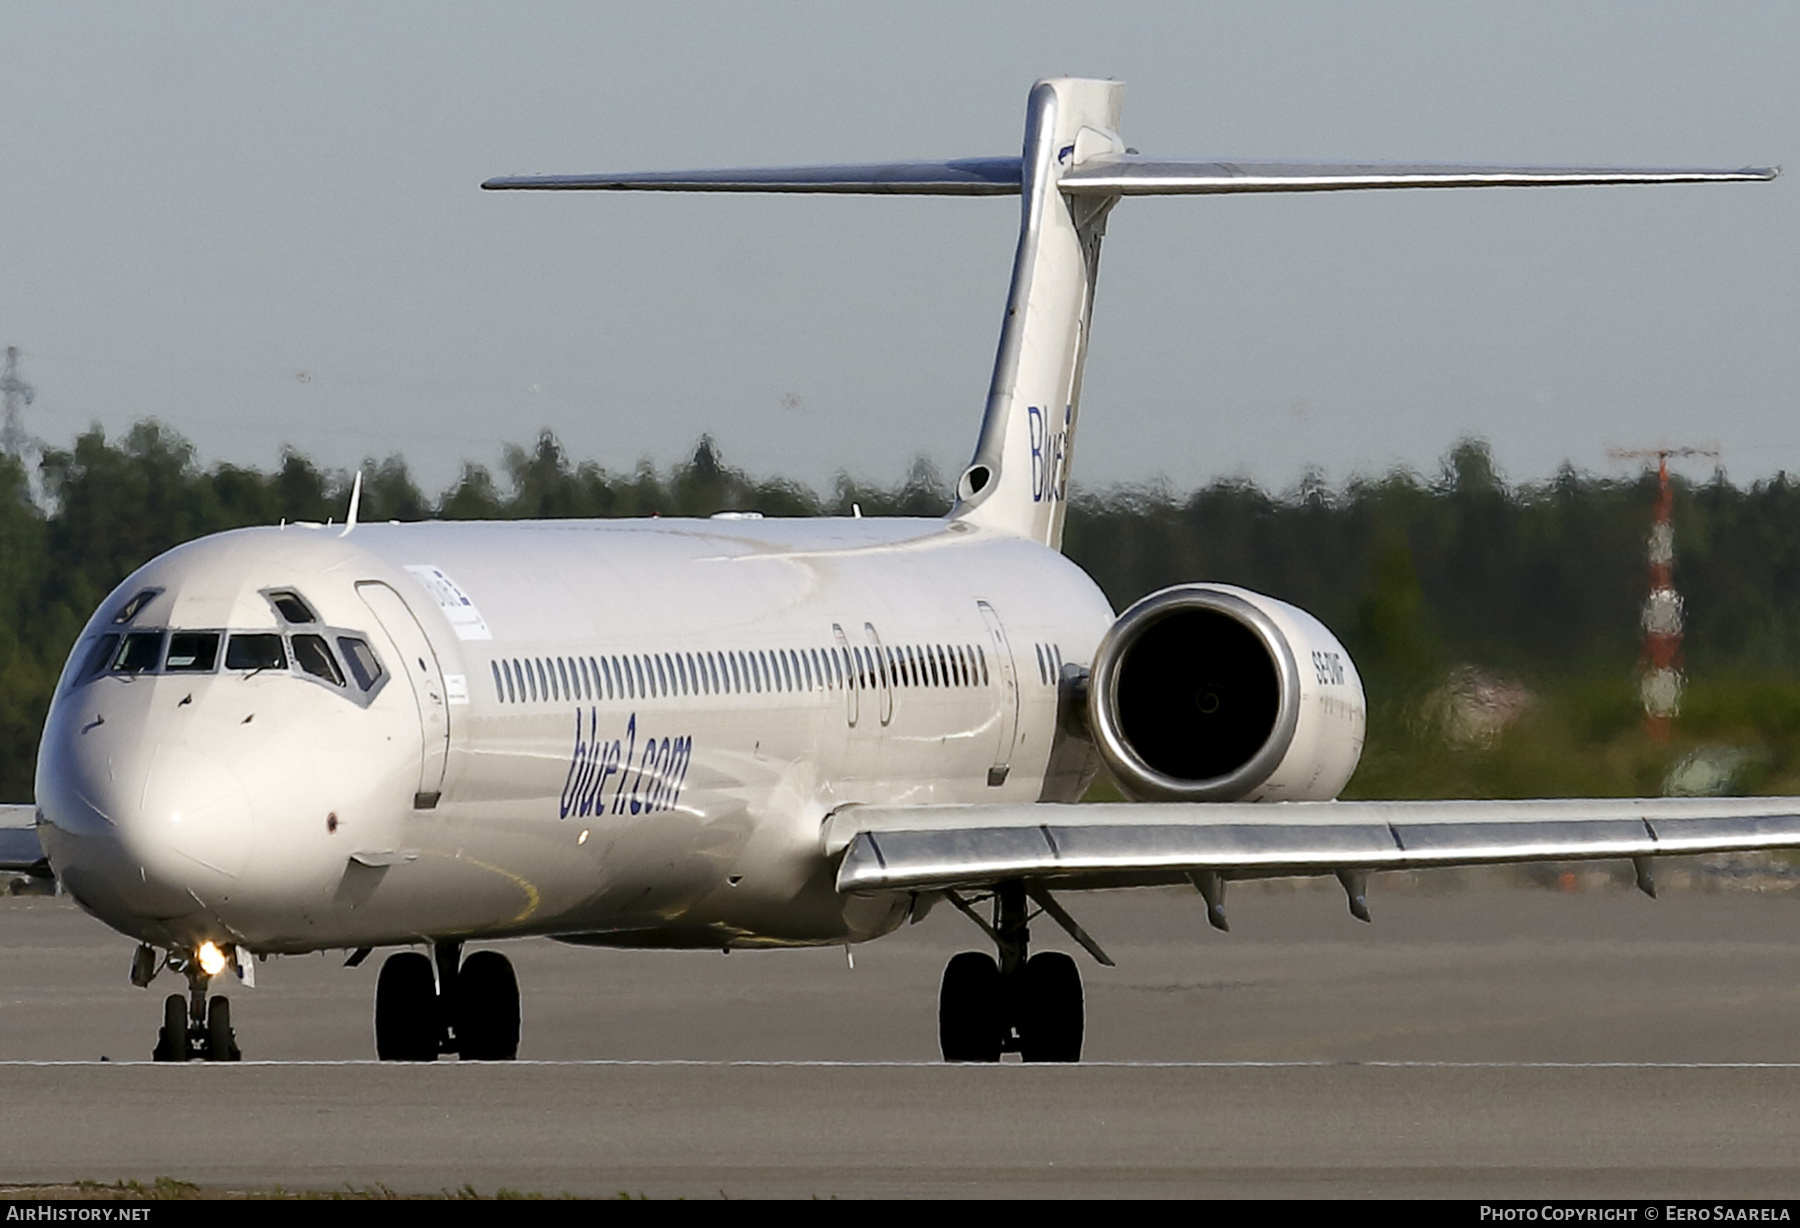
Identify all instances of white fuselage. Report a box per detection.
[35,515,1115,956]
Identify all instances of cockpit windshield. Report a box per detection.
[225,634,286,671]
[72,614,386,703]
[165,632,220,672]
[112,631,164,674]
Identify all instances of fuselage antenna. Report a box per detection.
[340,470,363,538]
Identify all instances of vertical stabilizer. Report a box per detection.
[484,78,1772,554]
[951,78,1124,549]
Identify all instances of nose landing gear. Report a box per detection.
[148,949,241,1062]
[373,940,520,1061]
[937,881,1087,1062]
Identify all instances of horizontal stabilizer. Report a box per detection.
[1057,156,1780,196]
[483,158,1022,195]
[487,157,1777,199]
[829,797,1800,893]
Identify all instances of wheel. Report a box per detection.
[1018,950,1084,1062]
[939,951,1002,1062]
[206,996,241,1062]
[454,950,520,1060]
[375,951,442,1060]
[152,993,189,1062]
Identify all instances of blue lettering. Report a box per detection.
[567,711,694,819]
[1026,404,1072,503]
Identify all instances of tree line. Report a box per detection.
[5,421,1800,800]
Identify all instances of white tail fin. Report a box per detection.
[950,78,1122,549]
[485,81,1775,551]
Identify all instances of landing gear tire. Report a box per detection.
[206,995,242,1062]
[939,951,1003,1062]
[375,951,442,1061]
[1018,951,1083,1062]
[153,993,189,1062]
[454,950,520,1061]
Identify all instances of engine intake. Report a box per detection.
[1087,584,1366,802]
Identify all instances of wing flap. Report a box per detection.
[831,799,1800,893]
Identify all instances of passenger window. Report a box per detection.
[267,591,317,624]
[556,658,570,700]
[292,635,345,686]
[337,637,383,691]
[165,632,220,672]
[113,631,165,674]
[226,634,286,671]
[491,662,505,702]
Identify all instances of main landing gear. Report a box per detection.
[374,941,520,1061]
[148,948,241,1062]
[938,881,1085,1062]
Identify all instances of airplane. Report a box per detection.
[19,77,1789,1063]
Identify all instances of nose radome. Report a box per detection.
[136,743,255,881]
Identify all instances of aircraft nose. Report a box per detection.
[137,743,256,880]
[38,708,256,925]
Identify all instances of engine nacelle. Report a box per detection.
[1086,584,1366,802]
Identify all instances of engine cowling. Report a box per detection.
[1086,584,1366,802]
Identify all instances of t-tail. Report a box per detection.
[485,78,1776,551]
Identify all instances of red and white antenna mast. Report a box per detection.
[1608,444,1720,743]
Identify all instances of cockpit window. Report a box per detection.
[267,590,318,624]
[292,634,345,686]
[110,589,161,625]
[79,634,121,682]
[225,633,286,672]
[111,631,164,674]
[165,632,219,672]
[337,637,383,691]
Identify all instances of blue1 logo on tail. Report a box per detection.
[1028,405,1073,504]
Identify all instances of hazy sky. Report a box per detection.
[2,3,1794,498]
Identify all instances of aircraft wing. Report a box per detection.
[829,798,1800,895]
[0,805,48,877]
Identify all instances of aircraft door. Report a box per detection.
[358,581,451,808]
[832,623,859,728]
[864,622,895,727]
[977,600,1020,787]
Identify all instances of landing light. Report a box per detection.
[197,941,228,977]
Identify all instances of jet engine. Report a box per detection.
[1085,584,1366,802]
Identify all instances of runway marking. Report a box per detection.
[3,1051,1800,1058]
